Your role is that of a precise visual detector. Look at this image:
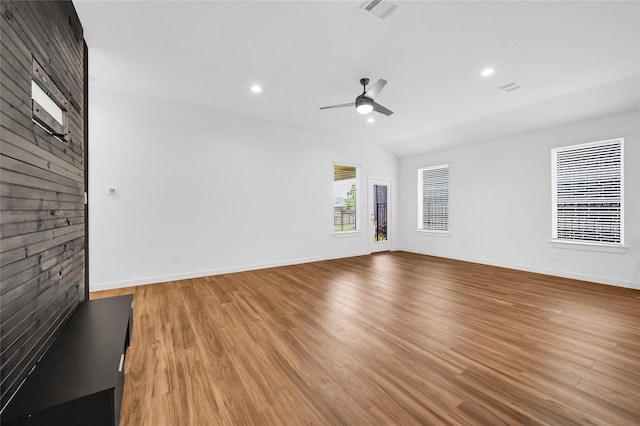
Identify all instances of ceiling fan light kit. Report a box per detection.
[356,97,374,114]
[320,77,394,116]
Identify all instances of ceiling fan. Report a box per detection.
[320,78,393,116]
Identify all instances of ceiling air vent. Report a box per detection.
[499,81,522,93]
[361,0,400,20]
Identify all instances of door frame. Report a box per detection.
[368,177,392,253]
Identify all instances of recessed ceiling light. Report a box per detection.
[367,117,375,123]
[481,68,495,77]
[250,85,262,93]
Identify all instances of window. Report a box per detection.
[334,165,359,232]
[418,164,449,231]
[551,138,624,246]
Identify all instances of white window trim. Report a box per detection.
[417,230,451,237]
[333,230,362,238]
[551,137,624,248]
[548,240,627,254]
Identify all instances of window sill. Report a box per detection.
[549,240,627,254]
[417,230,451,238]
[334,231,362,238]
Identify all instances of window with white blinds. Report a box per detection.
[551,138,624,246]
[418,164,449,231]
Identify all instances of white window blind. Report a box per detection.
[551,138,623,245]
[418,164,449,231]
[334,165,359,232]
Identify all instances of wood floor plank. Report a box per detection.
[91,252,640,425]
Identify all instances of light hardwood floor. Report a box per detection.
[92,252,640,425]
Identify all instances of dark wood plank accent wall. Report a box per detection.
[0,1,86,412]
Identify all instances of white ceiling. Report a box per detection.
[73,0,639,158]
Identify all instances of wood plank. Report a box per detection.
[1,274,81,367]
[0,182,84,206]
[1,125,84,181]
[0,177,83,203]
[1,237,83,297]
[32,99,66,138]
[1,286,79,397]
[0,209,82,225]
[0,156,83,194]
[1,24,84,161]
[27,1,84,86]
[0,113,83,169]
[0,15,32,67]
[1,223,83,254]
[0,92,82,161]
[1,261,84,366]
[0,194,80,212]
[0,138,83,182]
[0,97,31,131]
[0,215,83,239]
[0,71,31,119]
[91,253,640,425]
[1,2,82,100]
[0,179,84,205]
[1,227,83,265]
[1,247,83,320]
[31,58,69,110]
[1,250,84,343]
[0,0,86,410]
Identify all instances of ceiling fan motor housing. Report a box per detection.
[355,94,374,114]
[356,94,373,107]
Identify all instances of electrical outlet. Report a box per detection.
[552,250,559,260]
[172,256,181,264]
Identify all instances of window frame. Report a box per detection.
[333,163,361,235]
[417,164,450,233]
[551,137,624,248]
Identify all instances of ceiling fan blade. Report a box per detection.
[364,79,387,99]
[320,102,355,110]
[373,102,393,116]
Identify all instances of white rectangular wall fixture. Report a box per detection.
[31,80,63,125]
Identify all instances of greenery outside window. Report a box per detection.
[334,165,359,232]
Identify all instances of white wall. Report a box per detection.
[90,88,638,291]
[89,90,398,290]
[398,111,640,289]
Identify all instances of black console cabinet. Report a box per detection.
[2,295,134,426]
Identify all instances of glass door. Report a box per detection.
[369,178,391,252]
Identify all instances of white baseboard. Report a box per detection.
[89,250,370,292]
[91,248,639,292]
[401,247,639,290]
